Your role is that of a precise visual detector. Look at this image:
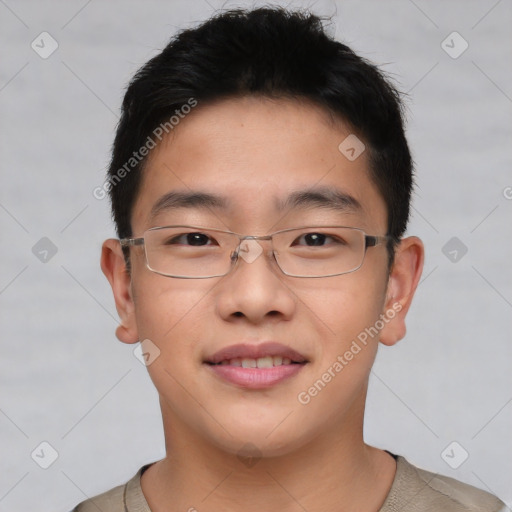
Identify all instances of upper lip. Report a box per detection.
[205,342,308,364]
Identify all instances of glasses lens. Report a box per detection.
[142,226,366,278]
[274,227,366,277]
[144,226,235,278]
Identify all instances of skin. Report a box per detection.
[101,96,424,512]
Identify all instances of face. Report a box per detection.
[102,96,423,458]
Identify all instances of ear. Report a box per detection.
[100,239,139,344]
[379,236,424,346]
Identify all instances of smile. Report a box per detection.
[208,355,302,367]
[204,359,307,389]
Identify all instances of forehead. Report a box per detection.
[132,96,387,233]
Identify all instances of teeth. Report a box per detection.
[241,358,257,368]
[217,356,297,367]
[256,356,273,368]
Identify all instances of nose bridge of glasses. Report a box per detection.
[230,233,276,263]
[240,234,273,241]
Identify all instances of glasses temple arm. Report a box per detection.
[364,235,392,248]
[119,237,145,248]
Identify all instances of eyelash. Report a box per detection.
[166,232,343,247]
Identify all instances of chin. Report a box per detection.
[204,420,317,460]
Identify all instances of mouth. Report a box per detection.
[203,342,309,389]
[205,355,306,368]
[204,341,308,365]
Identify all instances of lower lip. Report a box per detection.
[205,363,307,389]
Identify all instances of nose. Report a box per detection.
[215,237,296,324]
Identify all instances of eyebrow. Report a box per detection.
[149,185,362,220]
[277,186,362,214]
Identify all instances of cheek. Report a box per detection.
[291,268,388,346]
[291,275,388,427]
[131,271,213,358]
[131,276,213,413]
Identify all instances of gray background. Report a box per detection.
[1,0,511,510]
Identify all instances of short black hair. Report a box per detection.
[107,6,413,267]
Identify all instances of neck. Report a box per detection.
[141,392,397,512]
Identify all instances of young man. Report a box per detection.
[74,7,507,512]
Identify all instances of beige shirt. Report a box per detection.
[71,454,508,511]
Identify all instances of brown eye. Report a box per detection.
[166,232,215,246]
[292,232,344,247]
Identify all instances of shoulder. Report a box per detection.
[381,455,508,512]
[71,482,126,512]
[70,464,151,512]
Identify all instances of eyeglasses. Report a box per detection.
[119,225,391,279]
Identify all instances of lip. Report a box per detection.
[203,341,309,390]
[204,342,308,365]
[206,363,306,389]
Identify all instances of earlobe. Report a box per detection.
[379,236,424,347]
[100,239,139,344]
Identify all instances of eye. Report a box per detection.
[293,232,343,247]
[166,232,217,247]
